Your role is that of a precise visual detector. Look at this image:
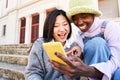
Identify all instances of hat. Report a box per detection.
[67,0,102,21]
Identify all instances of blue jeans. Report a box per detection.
[83,36,111,65]
[112,68,120,80]
[83,35,120,80]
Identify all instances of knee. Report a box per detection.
[83,37,110,57]
[114,68,120,75]
[113,68,120,80]
[84,37,107,50]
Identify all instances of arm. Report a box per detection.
[25,40,44,80]
[68,21,120,79]
[50,52,103,79]
[90,21,120,79]
[25,39,79,80]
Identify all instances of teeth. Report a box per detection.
[58,34,65,36]
[79,25,86,30]
[58,34,65,37]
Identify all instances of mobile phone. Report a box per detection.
[43,42,67,65]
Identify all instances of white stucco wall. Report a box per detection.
[0,11,18,44]
[0,0,120,45]
[99,0,119,18]
[0,0,69,44]
[0,17,7,44]
[5,11,18,44]
[0,0,3,16]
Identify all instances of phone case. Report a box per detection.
[42,42,67,65]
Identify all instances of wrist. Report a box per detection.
[87,66,103,79]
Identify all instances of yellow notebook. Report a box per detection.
[42,42,67,65]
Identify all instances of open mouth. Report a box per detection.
[78,24,87,30]
[58,33,67,39]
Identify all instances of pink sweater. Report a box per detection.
[71,17,120,80]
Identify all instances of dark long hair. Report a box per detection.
[43,9,72,42]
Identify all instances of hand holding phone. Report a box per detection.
[43,42,67,65]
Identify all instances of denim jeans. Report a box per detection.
[112,67,120,80]
[83,35,111,65]
[83,34,120,80]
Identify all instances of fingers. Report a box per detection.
[66,49,73,56]
[50,60,66,70]
[55,52,74,66]
[66,46,82,57]
[66,47,75,56]
[50,60,71,76]
[50,59,79,78]
[50,52,85,78]
[55,52,83,67]
[67,49,78,56]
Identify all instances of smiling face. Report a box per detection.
[72,13,94,32]
[53,15,70,45]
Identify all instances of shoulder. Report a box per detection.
[32,37,45,50]
[104,20,120,40]
[105,20,120,33]
[34,37,44,45]
[100,19,120,33]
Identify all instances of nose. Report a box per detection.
[59,26,65,31]
[74,18,84,26]
[78,18,84,25]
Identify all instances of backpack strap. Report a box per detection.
[100,20,109,38]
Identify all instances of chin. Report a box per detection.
[60,40,66,43]
[81,29,87,32]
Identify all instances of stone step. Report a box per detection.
[0,48,30,55]
[0,77,9,80]
[0,54,28,66]
[0,62,25,80]
[0,44,32,55]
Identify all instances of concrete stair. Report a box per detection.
[0,62,25,80]
[0,44,32,80]
[0,44,89,80]
[0,54,28,66]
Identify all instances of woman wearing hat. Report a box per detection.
[50,0,120,80]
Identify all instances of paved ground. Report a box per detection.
[0,76,88,80]
[0,78,10,80]
[0,62,25,72]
